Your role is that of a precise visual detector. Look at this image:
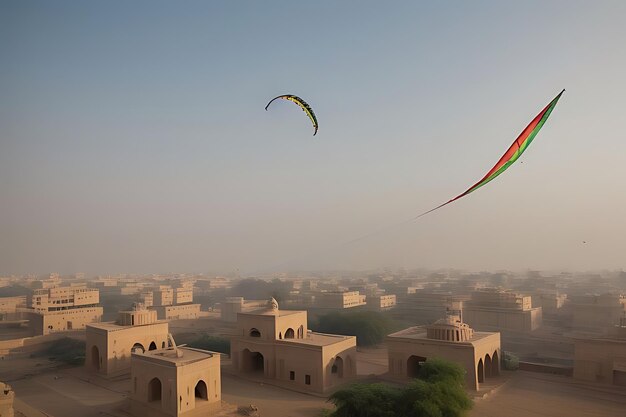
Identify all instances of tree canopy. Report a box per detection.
[312,311,395,346]
[326,358,472,417]
[187,334,230,355]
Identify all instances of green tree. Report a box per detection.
[326,359,472,417]
[327,383,400,417]
[42,337,86,366]
[187,334,230,354]
[313,311,394,346]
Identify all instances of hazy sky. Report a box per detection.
[1,1,625,275]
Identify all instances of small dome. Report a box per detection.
[426,314,474,342]
[268,297,279,311]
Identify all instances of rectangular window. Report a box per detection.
[290,371,295,381]
[305,375,311,385]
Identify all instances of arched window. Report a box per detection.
[149,341,157,350]
[131,343,145,353]
[285,328,295,339]
[249,328,261,337]
[148,378,162,403]
[331,356,344,378]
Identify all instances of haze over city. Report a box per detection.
[2,1,626,275]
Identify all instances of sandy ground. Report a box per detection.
[471,371,626,417]
[221,374,330,417]
[2,349,625,417]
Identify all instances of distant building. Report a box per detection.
[0,381,14,417]
[149,287,200,320]
[387,314,501,391]
[231,299,357,393]
[314,291,366,309]
[0,296,26,316]
[220,297,267,322]
[86,303,170,376]
[367,294,397,310]
[573,315,626,387]
[533,290,567,315]
[395,291,465,324]
[195,277,231,291]
[25,285,102,335]
[130,343,221,417]
[568,294,626,331]
[463,288,542,332]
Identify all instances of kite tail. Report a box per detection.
[412,199,456,220]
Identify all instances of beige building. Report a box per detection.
[573,316,626,386]
[27,286,99,313]
[396,291,466,324]
[314,291,366,309]
[220,297,267,322]
[533,290,567,315]
[150,287,200,320]
[86,304,170,376]
[463,288,542,332]
[387,314,501,391]
[130,345,221,417]
[231,299,357,393]
[367,294,397,310]
[0,297,26,316]
[0,382,14,417]
[25,285,103,335]
[568,294,626,331]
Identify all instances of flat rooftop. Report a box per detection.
[86,320,166,331]
[388,326,496,343]
[281,331,355,347]
[238,309,304,317]
[133,347,217,366]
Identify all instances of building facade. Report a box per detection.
[230,299,357,393]
[0,382,14,417]
[387,314,501,391]
[573,316,626,387]
[86,304,170,376]
[463,288,542,332]
[314,291,366,309]
[25,285,103,335]
[130,345,221,417]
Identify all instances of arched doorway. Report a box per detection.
[407,355,427,378]
[148,378,162,403]
[285,328,295,339]
[477,358,484,383]
[492,351,500,376]
[241,349,264,374]
[195,380,208,401]
[249,328,261,338]
[149,341,157,351]
[131,343,145,353]
[485,354,493,378]
[331,356,344,378]
[91,346,100,370]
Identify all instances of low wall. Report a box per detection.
[518,361,573,376]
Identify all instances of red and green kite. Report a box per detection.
[416,89,565,218]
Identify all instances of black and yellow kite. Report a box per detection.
[265,94,318,136]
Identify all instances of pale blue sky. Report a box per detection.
[1,1,625,274]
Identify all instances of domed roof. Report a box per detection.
[426,314,474,342]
